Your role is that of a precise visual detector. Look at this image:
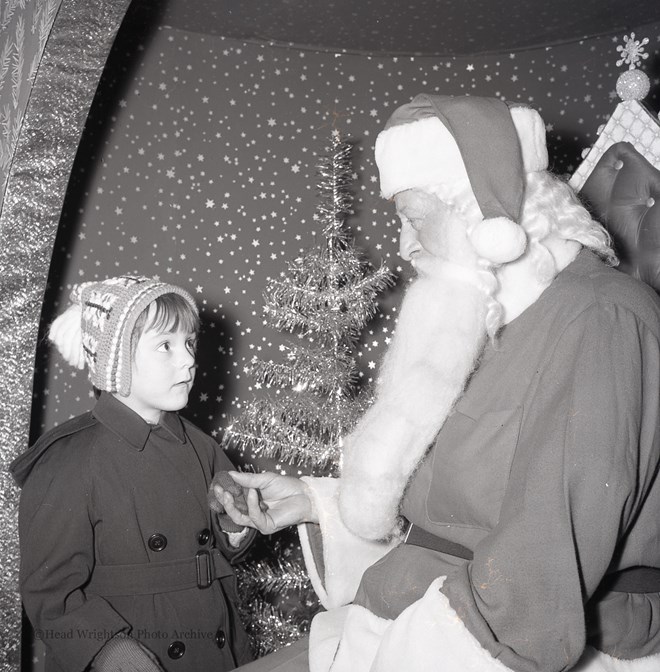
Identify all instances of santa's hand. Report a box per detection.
[215,471,318,534]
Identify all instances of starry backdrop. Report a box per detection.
[30,14,660,472]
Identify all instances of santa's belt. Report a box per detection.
[402,522,660,593]
[85,548,235,596]
[403,522,473,560]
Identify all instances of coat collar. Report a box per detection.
[93,392,186,451]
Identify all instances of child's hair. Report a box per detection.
[131,292,200,359]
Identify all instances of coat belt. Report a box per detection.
[403,521,660,593]
[85,548,234,596]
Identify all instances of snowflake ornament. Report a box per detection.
[615,33,650,102]
[616,33,649,70]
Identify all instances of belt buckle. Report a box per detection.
[401,518,413,543]
[196,550,213,589]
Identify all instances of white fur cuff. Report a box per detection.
[298,477,397,610]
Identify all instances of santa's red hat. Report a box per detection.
[375,94,548,264]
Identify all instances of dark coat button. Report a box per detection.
[148,533,167,552]
[197,528,211,545]
[167,640,186,659]
[215,629,226,649]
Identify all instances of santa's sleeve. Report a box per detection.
[297,477,398,609]
[385,300,660,672]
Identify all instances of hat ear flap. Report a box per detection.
[49,303,85,369]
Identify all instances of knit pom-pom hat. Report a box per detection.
[375,94,548,264]
[48,275,198,396]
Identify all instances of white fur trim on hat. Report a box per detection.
[375,105,548,203]
[374,105,548,202]
[375,117,471,201]
[509,105,548,173]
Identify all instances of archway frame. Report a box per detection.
[0,0,133,668]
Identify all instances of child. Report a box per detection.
[10,275,254,672]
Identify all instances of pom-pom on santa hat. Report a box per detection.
[375,94,548,264]
[48,275,198,396]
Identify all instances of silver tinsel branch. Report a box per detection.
[224,391,371,471]
[236,557,312,596]
[248,344,358,398]
[240,599,311,659]
[222,132,393,656]
[264,248,392,343]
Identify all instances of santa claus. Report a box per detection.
[214,94,660,672]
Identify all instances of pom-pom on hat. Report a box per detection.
[48,275,198,396]
[375,94,549,264]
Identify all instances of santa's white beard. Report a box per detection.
[338,262,490,541]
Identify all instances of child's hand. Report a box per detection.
[209,471,252,533]
[212,471,317,534]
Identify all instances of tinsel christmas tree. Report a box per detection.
[222,130,393,655]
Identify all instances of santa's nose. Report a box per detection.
[399,221,421,261]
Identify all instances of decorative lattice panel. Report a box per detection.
[570,100,660,192]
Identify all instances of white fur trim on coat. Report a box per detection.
[307,577,660,672]
[309,605,389,672]
[298,477,397,610]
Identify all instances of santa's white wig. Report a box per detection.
[519,170,618,283]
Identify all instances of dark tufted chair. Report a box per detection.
[579,141,660,292]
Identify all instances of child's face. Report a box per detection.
[117,309,197,424]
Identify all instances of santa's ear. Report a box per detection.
[49,303,85,369]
